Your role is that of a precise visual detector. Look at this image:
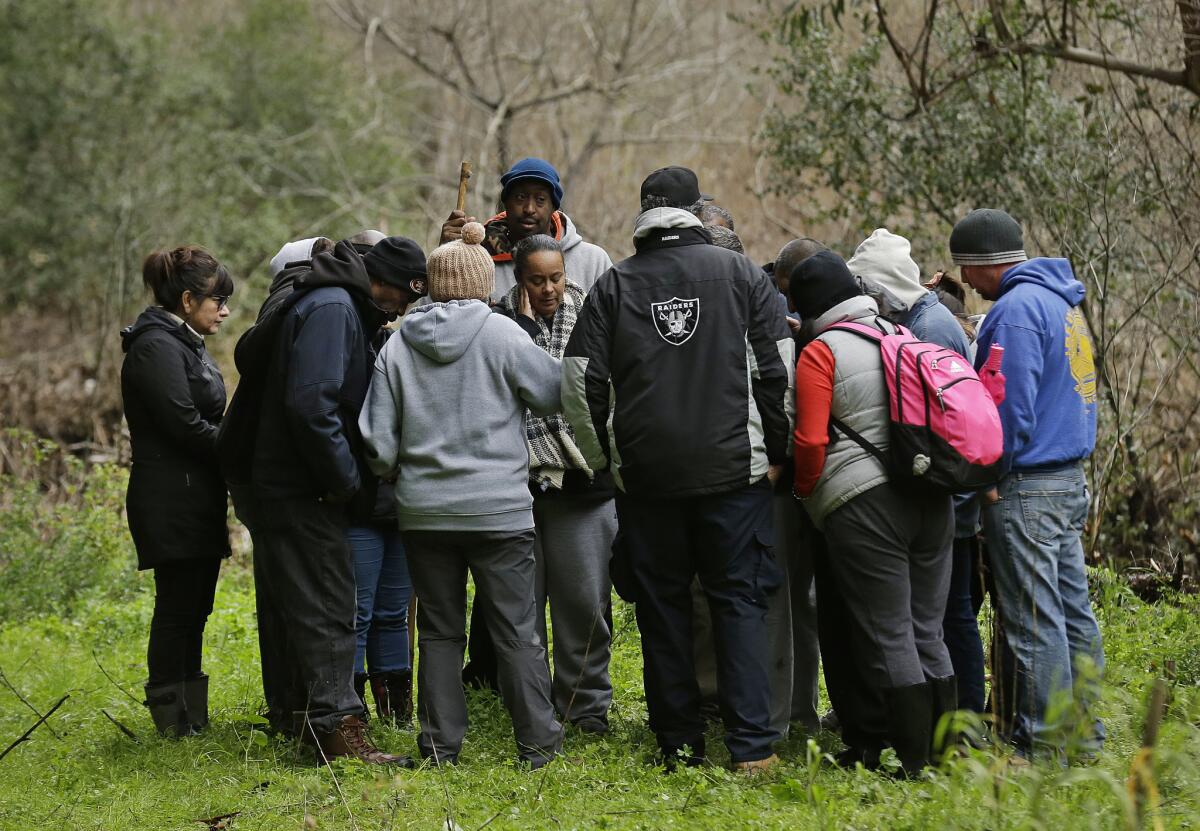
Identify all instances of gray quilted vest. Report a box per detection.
[801,295,894,528]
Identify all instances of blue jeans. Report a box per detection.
[348,524,412,675]
[942,536,986,713]
[982,463,1105,758]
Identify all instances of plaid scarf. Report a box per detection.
[498,280,590,490]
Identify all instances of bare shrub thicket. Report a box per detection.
[760,0,1200,573]
[324,0,793,260]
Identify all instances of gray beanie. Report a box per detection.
[949,209,1026,266]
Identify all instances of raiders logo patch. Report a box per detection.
[651,297,699,345]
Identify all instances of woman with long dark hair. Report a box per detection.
[121,245,233,737]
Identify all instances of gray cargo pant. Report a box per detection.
[532,496,616,727]
[403,529,562,764]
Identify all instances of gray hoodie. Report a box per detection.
[359,299,562,532]
[490,213,613,302]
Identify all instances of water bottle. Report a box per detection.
[980,344,1006,406]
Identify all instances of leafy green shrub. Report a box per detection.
[0,429,140,620]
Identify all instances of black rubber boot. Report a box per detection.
[144,681,195,738]
[929,675,959,763]
[183,673,209,732]
[885,682,933,777]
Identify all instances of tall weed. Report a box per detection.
[0,429,138,620]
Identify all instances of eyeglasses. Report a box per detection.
[205,294,230,310]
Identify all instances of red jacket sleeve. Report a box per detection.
[793,339,836,497]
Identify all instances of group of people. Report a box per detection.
[119,156,1105,775]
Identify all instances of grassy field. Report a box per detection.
[2,555,1200,831]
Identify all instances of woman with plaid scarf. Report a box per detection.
[465,234,616,735]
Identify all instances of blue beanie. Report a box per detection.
[499,158,563,208]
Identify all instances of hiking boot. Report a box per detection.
[819,709,841,732]
[144,681,195,738]
[183,673,210,732]
[733,754,780,775]
[311,715,413,767]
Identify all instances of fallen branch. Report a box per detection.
[91,648,141,706]
[0,694,69,762]
[0,665,61,739]
[101,709,140,743]
[195,811,241,830]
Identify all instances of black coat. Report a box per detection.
[120,306,231,569]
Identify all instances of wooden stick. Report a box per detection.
[455,162,472,213]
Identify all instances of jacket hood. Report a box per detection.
[999,257,1085,306]
[558,212,584,252]
[846,228,928,312]
[295,240,373,299]
[400,299,492,364]
[264,260,310,303]
[120,305,199,353]
[632,207,704,240]
[270,237,321,278]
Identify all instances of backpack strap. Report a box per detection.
[829,415,889,470]
[822,318,898,471]
[825,321,885,341]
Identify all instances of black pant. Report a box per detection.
[148,558,221,685]
[810,512,887,750]
[821,483,953,750]
[253,498,363,735]
[615,478,782,763]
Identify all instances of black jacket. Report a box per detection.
[120,306,230,569]
[249,241,384,503]
[563,223,794,499]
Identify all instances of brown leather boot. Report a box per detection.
[369,674,393,723]
[370,671,413,727]
[312,715,413,767]
[732,753,780,775]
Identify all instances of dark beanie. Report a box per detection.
[949,209,1026,266]
[363,236,428,298]
[788,249,862,321]
[500,157,564,208]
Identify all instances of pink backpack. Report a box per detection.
[825,321,1004,490]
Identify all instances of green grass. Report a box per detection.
[1,558,1199,831]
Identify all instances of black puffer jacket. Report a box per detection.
[120,306,230,569]
[249,241,384,503]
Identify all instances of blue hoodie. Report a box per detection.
[973,258,1097,473]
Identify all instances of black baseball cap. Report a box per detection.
[639,166,713,206]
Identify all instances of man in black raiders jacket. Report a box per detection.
[563,167,795,772]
